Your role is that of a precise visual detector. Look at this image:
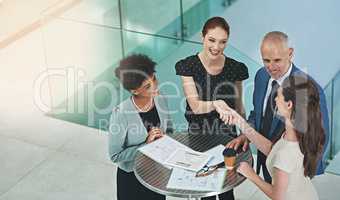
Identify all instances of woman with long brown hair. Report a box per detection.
[220,75,324,199]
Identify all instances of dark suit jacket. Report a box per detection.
[248,64,330,175]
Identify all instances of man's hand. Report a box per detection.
[146,127,164,144]
[226,134,249,152]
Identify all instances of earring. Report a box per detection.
[131,90,138,95]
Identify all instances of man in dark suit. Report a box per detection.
[227,31,329,183]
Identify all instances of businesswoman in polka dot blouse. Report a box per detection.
[175,17,249,200]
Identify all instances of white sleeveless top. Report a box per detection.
[266,136,319,200]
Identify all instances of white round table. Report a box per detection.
[134,132,253,200]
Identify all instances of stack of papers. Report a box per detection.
[164,148,212,172]
[138,135,190,165]
[138,136,227,191]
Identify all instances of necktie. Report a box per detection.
[257,80,279,183]
[262,80,279,137]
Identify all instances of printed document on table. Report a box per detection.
[204,144,225,166]
[164,148,212,172]
[138,135,190,164]
[166,167,227,191]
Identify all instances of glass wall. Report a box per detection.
[40,16,124,128]
[40,0,264,132]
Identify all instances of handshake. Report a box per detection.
[212,100,246,128]
[212,100,251,152]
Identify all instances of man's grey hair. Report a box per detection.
[262,31,291,47]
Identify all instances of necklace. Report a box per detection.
[131,96,154,112]
[198,52,224,75]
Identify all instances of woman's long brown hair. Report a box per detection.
[281,75,325,178]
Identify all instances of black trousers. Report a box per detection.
[202,189,235,200]
[117,168,165,200]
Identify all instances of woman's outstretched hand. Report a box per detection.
[213,100,245,126]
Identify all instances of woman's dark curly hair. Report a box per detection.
[115,54,156,91]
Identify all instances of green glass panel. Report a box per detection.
[324,81,333,159]
[182,0,210,39]
[122,30,182,62]
[324,70,340,159]
[332,73,340,155]
[182,0,239,42]
[120,0,181,39]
